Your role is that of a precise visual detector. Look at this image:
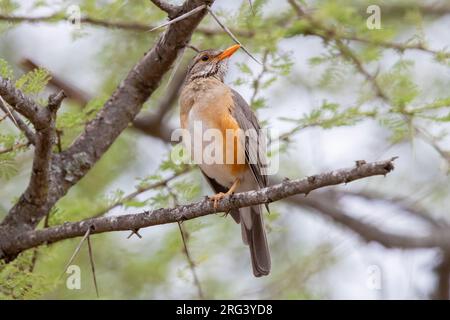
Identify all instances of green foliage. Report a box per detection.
[379,60,419,109]
[0,159,17,180]
[0,58,13,79]
[0,249,55,299]
[15,68,51,95]
[281,101,377,130]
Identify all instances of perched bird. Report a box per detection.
[179,44,271,277]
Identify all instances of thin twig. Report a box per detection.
[0,142,30,155]
[177,222,204,299]
[0,95,19,127]
[250,50,270,106]
[248,0,255,15]
[0,93,36,144]
[207,7,262,65]
[167,185,204,299]
[0,13,255,37]
[28,248,39,273]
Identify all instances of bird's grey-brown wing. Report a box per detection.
[231,88,269,214]
[231,89,271,277]
[230,89,268,190]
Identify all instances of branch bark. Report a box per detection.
[0,77,49,130]
[0,0,213,237]
[150,0,181,17]
[2,91,65,229]
[0,158,396,260]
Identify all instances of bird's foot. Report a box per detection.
[210,192,226,210]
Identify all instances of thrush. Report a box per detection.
[179,44,271,277]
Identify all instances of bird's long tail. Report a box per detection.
[239,206,271,277]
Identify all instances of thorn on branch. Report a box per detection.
[206,7,262,65]
[148,4,207,32]
[61,226,91,277]
[87,234,99,298]
[186,44,201,53]
[126,229,143,239]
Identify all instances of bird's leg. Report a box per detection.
[210,178,240,210]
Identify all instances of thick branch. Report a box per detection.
[150,0,181,17]
[0,77,48,130]
[2,91,65,228]
[0,158,397,259]
[0,0,213,231]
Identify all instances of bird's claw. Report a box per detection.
[210,192,226,210]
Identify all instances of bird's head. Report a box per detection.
[185,44,241,83]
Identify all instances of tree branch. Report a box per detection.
[293,196,450,250]
[0,158,396,259]
[0,14,254,38]
[0,77,48,130]
[2,91,65,229]
[432,252,450,300]
[150,0,181,18]
[0,98,36,144]
[0,0,213,234]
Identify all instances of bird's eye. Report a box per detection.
[201,55,209,61]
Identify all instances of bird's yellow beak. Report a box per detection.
[217,44,241,61]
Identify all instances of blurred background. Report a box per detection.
[1,0,450,299]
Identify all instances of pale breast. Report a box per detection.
[179,78,247,187]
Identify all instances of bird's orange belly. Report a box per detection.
[187,105,247,187]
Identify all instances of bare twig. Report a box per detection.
[0,100,36,144]
[0,13,255,37]
[177,222,204,299]
[0,142,30,155]
[250,50,270,106]
[167,185,204,299]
